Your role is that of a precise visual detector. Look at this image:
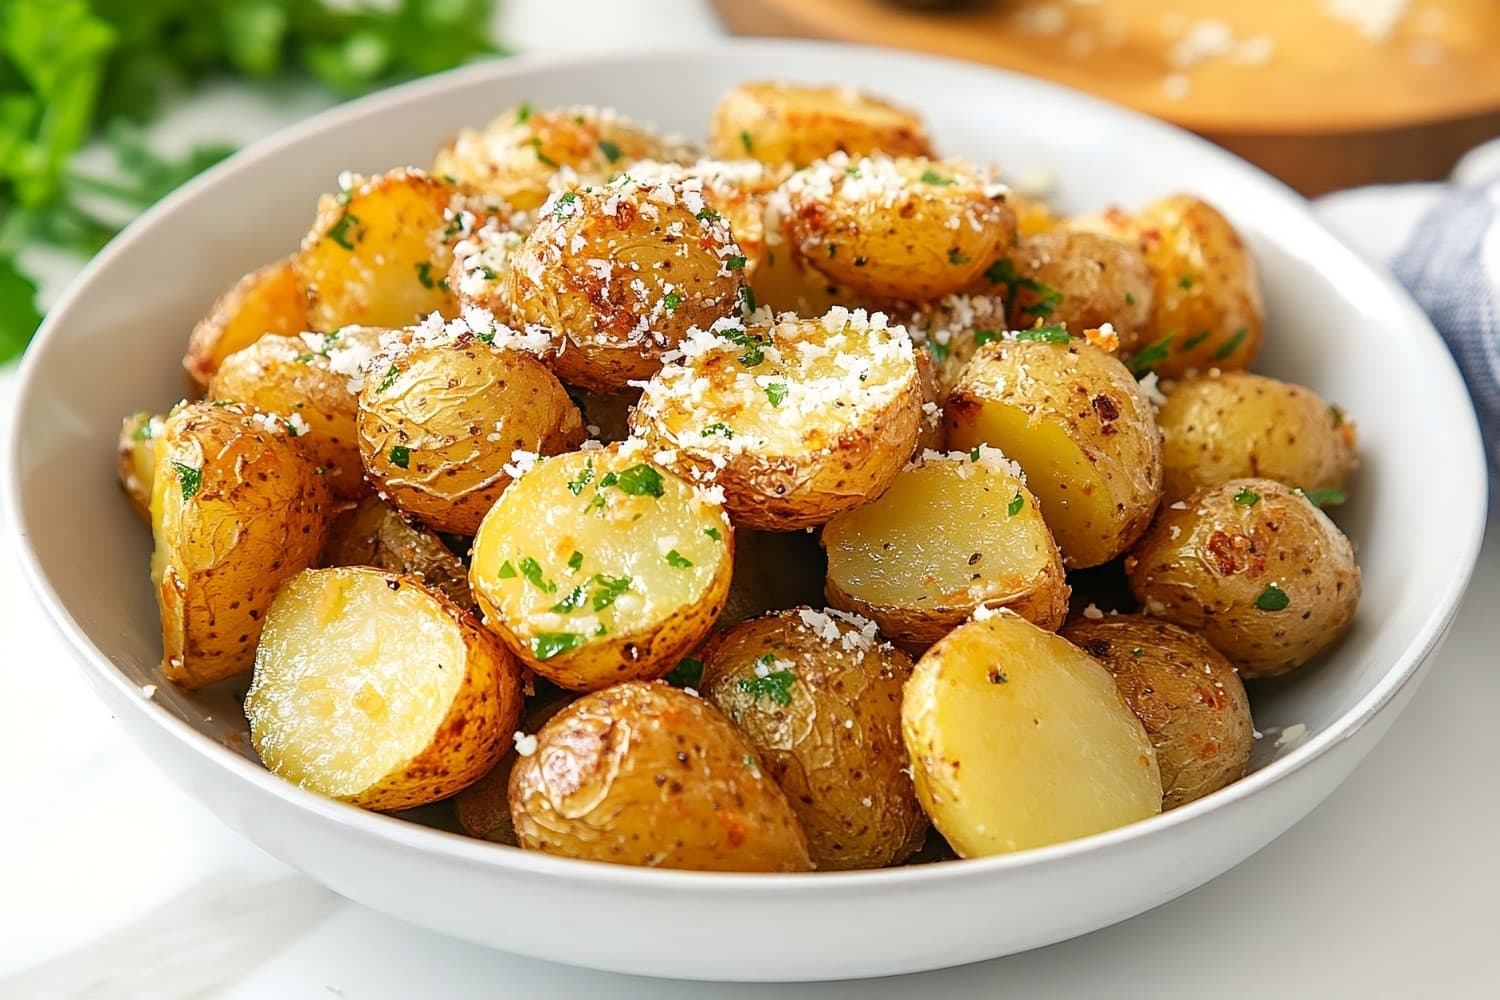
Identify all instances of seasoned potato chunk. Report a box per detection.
[1063,614,1254,810]
[245,567,522,811]
[356,314,584,534]
[208,326,387,500]
[509,681,812,871]
[822,448,1068,651]
[1157,371,1357,502]
[946,335,1163,568]
[709,81,933,167]
[510,174,746,393]
[449,222,525,324]
[185,256,311,390]
[469,445,734,691]
[151,402,332,689]
[434,104,694,211]
[1126,478,1361,678]
[630,308,923,531]
[779,154,1016,301]
[903,613,1162,856]
[118,411,165,523]
[630,158,791,284]
[320,496,472,609]
[700,609,927,870]
[903,294,1009,398]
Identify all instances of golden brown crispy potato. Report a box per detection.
[320,496,473,609]
[630,158,792,285]
[822,448,1068,651]
[630,308,923,531]
[709,81,933,167]
[700,609,927,870]
[946,335,1163,568]
[208,326,387,500]
[245,567,523,811]
[150,401,332,689]
[435,104,694,211]
[455,688,576,845]
[1063,615,1254,809]
[185,257,311,390]
[903,612,1162,856]
[449,222,525,324]
[779,154,1016,301]
[510,174,746,393]
[118,412,164,523]
[1157,371,1358,502]
[469,444,734,691]
[508,681,813,871]
[719,528,828,629]
[1074,195,1263,377]
[902,294,1009,398]
[356,316,584,534]
[1126,478,1361,678]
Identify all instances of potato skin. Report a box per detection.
[709,81,933,167]
[455,688,576,845]
[320,496,473,609]
[1126,478,1361,678]
[1157,371,1357,502]
[1062,615,1253,809]
[118,412,164,523]
[508,681,813,871]
[151,402,332,689]
[185,256,310,390]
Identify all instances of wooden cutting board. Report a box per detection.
[713,0,1500,194]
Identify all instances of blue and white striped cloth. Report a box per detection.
[1318,140,1500,492]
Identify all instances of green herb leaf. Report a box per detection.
[598,138,622,162]
[926,338,950,363]
[1213,327,1248,360]
[704,526,722,541]
[919,168,954,185]
[532,632,586,660]
[377,364,400,393]
[497,560,517,579]
[590,574,631,611]
[1255,583,1290,612]
[702,422,733,438]
[613,464,664,498]
[1007,491,1025,516]
[415,261,436,288]
[388,444,409,469]
[665,656,704,688]
[663,291,681,311]
[1178,274,1194,289]
[519,556,556,593]
[739,130,753,154]
[1131,646,1144,657]
[947,248,971,265]
[738,668,795,706]
[724,254,747,271]
[567,550,584,571]
[552,191,577,219]
[567,457,595,496]
[1181,329,1212,351]
[763,382,788,407]
[972,329,1000,346]
[665,549,693,569]
[515,102,532,124]
[1233,487,1261,507]
[1298,486,1348,509]
[1129,334,1175,374]
[326,212,361,249]
[171,462,202,501]
[1014,324,1070,344]
[548,586,586,614]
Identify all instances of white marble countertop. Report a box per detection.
[2,2,1497,996]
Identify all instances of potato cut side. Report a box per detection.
[823,448,1068,650]
[118,411,164,523]
[903,613,1162,856]
[185,256,310,389]
[246,567,521,810]
[469,444,733,690]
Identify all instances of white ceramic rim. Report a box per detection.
[6,40,1489,894]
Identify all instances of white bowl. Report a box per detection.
[6,41,1487,982]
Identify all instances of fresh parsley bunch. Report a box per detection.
[0,0,500,360]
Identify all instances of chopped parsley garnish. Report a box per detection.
[497,560,517,579]
[1129,334,1175,374]
[717,326,769,367]
[131,421,153,441]
[919,168,954,185]
[926,338,950,363]
[740,285,757,317]
[665,549,693,569]
[614,464,665,497]
[947,248,971,265]
[702,422,733,438]
[764,382,788,407]
[597,139,623,163]
[969,446,982,462]
[567,550,584,571]
[590,574,632,611]
[567,457,595,495]
[739,130,753,154]
[1255,584,1290,612]
[295,352,316,364]
[519,556,556,593]
[528,137,557,167]
[665,657,704,688]
[1181,329,1212,351]
[1178,274,1195,289]
[553,191,578,219]
[724,254,747,271]
[738,668,795,706]
[388,445,410,469]
[473,325,494,345]
[704,526,722,541]
[172,462,202,501]
[1214,327,1248,360]
[1299,486,1348,509]
[696,207,720,222]
[973,329,1000,346]
[415,261,436,289]
[376,364,400,393]
[532,632,586,660]
[663,292,681,311]
[326,212,362,250]
[1125,292,1136,305]
[1131,647,1144,657]
[1330,405,1345,427]
[983,258,1016,285]
[1014,324,1070,344]
[549,586,587,614]
[1007,491,1025,516]
[1020,284,1062,318]
[1233,487,1261,507]
[515,102,533,124]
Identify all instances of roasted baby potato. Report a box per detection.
[510,174,746,393]
[946,335,1163,568]
[630,308,923,531]
[449,221,525,324]
[1126,478,1361,678]
[469,444,734,690]
[185,256,311,390]
[320,496,473,609]
[508,681,812,871]
[1075,195,1264,377]
[454,687,576,845]
[903,294,1009,398]
[245,567,523,811]
[780,154,1016,301]
[118,412,165,522]
[208,326,387,500]
[150,401,332,689]
[974,231,1153,354]
[903,612,1163,856]
[356,314,584,534]
[1157,371,1358,502]
[1063,614,1254,809]
[1010,191,1058,238]
[434,104,694,211]
[630,158,791,284]
[719,528,828,629]
[709,81,933,167]
[700,608,927,870]
[296,168,502,331]
[822,448,1068,651]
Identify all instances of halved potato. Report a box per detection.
[700,609,927,870]
[822,448,1068,651]
[320,496,473,609]
[945,335,1163,568]
[118,411,165,523]
[469,444,734,690]
[902,612,1162,856]
[630,308,923,531]
[709,82,933,167]
[151,401,332,689]
[508,681,812,871]
[184,256,310,390]
[245,567,522,811]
